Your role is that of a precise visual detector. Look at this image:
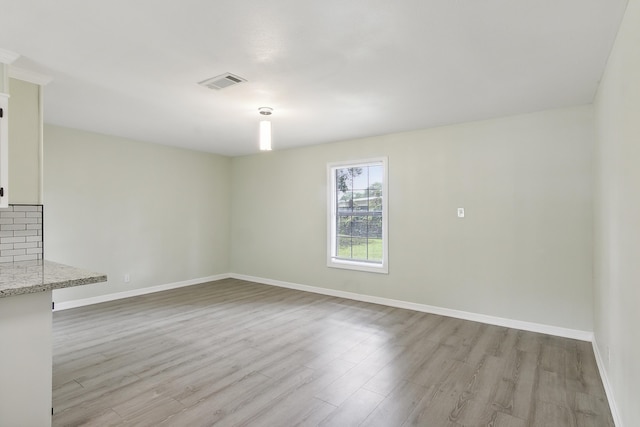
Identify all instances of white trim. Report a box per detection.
[9,67,53,86]
[230,273,594,341]
[592,338,623,427]
[0,48,20,64]
[53,274,230,311]
[53,269,597,342]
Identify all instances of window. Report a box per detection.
[327,158,388,273]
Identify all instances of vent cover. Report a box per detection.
[198,73,247,90]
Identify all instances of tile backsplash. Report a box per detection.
[0,204,43,263]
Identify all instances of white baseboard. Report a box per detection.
[230,273,594,342]
[53,273,231,311]
[592,338,623,427]
[55,270,594,342]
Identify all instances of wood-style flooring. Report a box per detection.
[52,279,614,426]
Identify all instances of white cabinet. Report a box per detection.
[0,291,53,427]
[0,91,8,208]
[0,50,48,206]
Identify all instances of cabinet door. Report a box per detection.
[0,93,8,208]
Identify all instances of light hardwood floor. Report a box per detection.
[52,279,614,426]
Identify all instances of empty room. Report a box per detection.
[0,0,638,426]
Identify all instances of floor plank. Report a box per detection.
[52,279,614,426]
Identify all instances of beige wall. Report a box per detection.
[594,0,640,424]
[44,125,231,302]
[9,78,41,204]
[231,106,594,331]
[44,107,595,332]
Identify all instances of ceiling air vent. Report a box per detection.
[198,73,247,90]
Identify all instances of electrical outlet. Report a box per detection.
[457,207,465,218]
[124,273,130,283]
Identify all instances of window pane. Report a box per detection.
[350,215,367,239]
[367,238,383,261]
[349,237,368,260]
[370,190,383,213]
[368,165,383,185]
[352,166,369,189]
[369,165,382,212]
[337,215,353,237]
[352,188,369,211]
[336,167,363,191]
[337,234,353,258]
[368,215,382,239]
[338,191,353,212]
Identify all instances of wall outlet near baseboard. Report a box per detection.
[124,273,130,283]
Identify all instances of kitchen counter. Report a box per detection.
[0,261,106,426]
[0,260,107,298]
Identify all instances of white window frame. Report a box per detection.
[327,157,388,274]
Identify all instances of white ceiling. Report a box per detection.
[0,0,629,156]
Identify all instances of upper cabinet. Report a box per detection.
[0,62,9,208]
[0,92,8,208]
[0,60,9,208]
[0,49,49,207]
[8,78,42,205]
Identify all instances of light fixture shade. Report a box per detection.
[259,120,272,151]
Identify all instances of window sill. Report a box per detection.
[327,258,388,274]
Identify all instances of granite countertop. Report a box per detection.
[0,260,107,298]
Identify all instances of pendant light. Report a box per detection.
[258,107,273,151]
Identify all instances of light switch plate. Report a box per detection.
[457,207,465,218]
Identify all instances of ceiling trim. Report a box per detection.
[9,66,53,86]
[0,48,20,64]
